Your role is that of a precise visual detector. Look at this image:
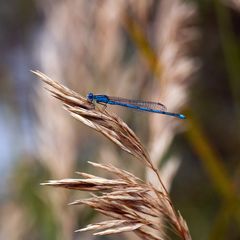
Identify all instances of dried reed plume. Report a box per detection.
[226,0,240,11]
[149,0,198,184]
[33,70,191,240]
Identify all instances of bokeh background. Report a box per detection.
[0,0,240,240]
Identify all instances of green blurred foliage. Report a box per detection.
[8,157,58,240]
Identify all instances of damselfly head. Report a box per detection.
[87,92,94,102]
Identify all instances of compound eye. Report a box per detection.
[87,92,94,102]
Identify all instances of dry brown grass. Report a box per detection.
[33,70,191,240]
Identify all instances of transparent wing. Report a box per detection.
[108,96,167,111]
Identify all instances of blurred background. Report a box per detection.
[0,0,240,239]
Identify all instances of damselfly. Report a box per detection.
[87,92,186,119]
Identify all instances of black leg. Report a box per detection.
[98,102,107,111]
